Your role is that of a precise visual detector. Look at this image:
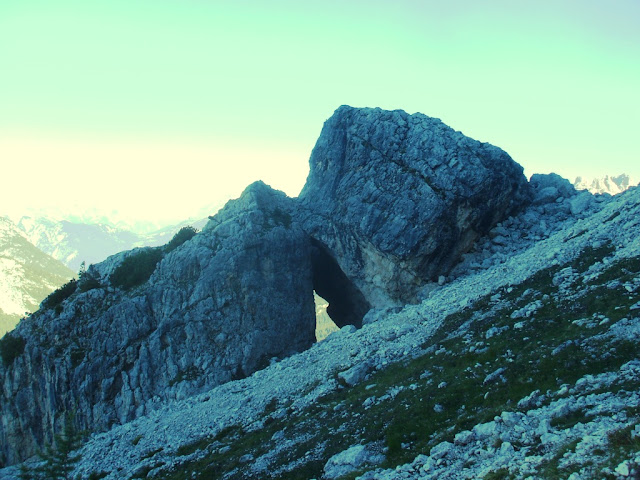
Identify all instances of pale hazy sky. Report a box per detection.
[1,0,638,226]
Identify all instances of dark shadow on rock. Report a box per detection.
[310,238,371,329]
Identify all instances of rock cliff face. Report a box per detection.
[0,106,531,465]
[300,106,531,312]
[0,182,315,465]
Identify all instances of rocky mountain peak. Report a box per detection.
[301,105,531,308]
[574,173,638,196]
[203,180,294,234]
[212,180,287,215]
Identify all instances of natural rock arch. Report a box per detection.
[0,106,534,466]
[310,238,371,329]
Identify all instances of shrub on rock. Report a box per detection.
[110,248,163,290]
[165,226,198,253]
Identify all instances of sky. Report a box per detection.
[1,0,638,228]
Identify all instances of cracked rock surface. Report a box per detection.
[300,106,531,308]
[1,106,532,466]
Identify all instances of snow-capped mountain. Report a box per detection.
[0,217,74,335]
[15,200,225,236]
[15,206,187,236]
[574,173,637,195]
[17,215,211,271]
[17,216,142,271]
[0,211,213,334]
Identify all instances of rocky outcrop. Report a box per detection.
[300,106,531,313]
[0,182,315,465]
[0,106,532,465]
[530,172,577,205]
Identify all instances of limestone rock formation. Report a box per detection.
[0,106,533,465]
[300,106,531,315]
[530,172,577,204]
[0,181,315,465]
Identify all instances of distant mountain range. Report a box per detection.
[16,215,210,271]
[314,293,339,341]
[0,217,74,335]
[574,173,637,196]
[0,208,216,335]
[17,216,142,271]
[16,200,226,236]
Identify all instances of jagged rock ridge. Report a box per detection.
[0,106,531,465]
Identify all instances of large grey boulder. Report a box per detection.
[323,443,386,479]
[299,106,531,312]
[0,181,315,465]
[530,173,577,205]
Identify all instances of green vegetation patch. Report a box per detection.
[537,438,582,478]
[590,254,640,286]
[264,208,292,230]
[130,461,165,480]
[154,423,280,480]
[169,366,203,387]
[43,278,78,310]
[165,226,198,253]
[570,243,616,275]
[78,273,102,293]
[483,467,514,480]
[110,248,164,290]
[550,409,594,430]
[141,448,164,461]
[599,423,640,478]
[0,332,26,367]
[19,411,86,480]
[87,471,109,480]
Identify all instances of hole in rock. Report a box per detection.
[310,239,371,333]
[314,292,339,341]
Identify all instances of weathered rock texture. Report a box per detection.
[0,106,532,465]
[0,182,315,465]
[300,106,531,311]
